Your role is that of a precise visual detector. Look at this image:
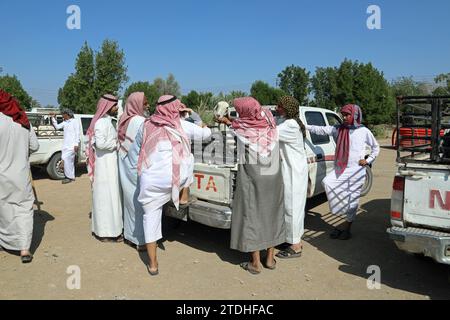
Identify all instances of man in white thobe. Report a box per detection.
[0,90,39,263]
[86,95,123,242]
[306,104,380,240]
[51,109,80,184]
[275,96,308,258]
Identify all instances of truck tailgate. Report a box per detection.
[191,164,233,205]
[404,168,450,229]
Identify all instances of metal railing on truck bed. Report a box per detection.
[396,95,450,164]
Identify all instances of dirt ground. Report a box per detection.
[1,139,450,300]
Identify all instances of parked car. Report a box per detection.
[27,112,94,179]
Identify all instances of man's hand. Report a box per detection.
[74,146,79,153]
[218,116,232,126]
[359,159,368,166]
[179,107,193,114]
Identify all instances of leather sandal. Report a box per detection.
[21,254,33,264]
[239,262,261,275]
[147,264,159,276]
[276,247,302,259]
[263,258,277,270]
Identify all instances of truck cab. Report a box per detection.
[165,106,374,229]
[388,96,450,265]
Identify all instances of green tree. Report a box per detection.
[124,81,159,114]
[335,59,355,107]
[153,73,181,97]
[182,90,200,108]
[59,40,129,114]
[277,65,310,104]
[311,59,394,124]
[311,67,338,110]
[75,42,96,112]
[351,61,395,124]
[58,75,78,111]
[58,42,96,113]
[250,81,286,105]
[182,90,217,110]
[390,76,430,97]
[0,74,33,110]
[433,73,450,95]
[94,39,129,104]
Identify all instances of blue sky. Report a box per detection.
[1,0,450,106]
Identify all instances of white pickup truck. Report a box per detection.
[165,106,374,229]
[27,102,123,179]
[26,112,94,179]
[388,96,450,265]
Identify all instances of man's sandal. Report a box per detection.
[21,254,33,264]
[146,264,159,276]
[276,247,302,259]
[239,262,261,275]
[263,259,277,270]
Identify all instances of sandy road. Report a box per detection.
[1,140,449,300]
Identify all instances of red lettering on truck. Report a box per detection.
[206,176,217,192]
[194,174,205,189]
[430,190,450,210]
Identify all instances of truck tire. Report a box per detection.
[360,166,373,197]
[46,153,65,180]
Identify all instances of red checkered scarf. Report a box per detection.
[117,92,145,154]
[85,94,118,183]
[231,97,278,157]
[335,104,362,174]
[0,89,30,130]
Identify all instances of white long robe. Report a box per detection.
[118,115,146,246]
[138,121,212,243]
[306,125,380,222]
[0,113,39,250]
[52,117,80,179]
[278,119,308,244]
[91,115,123,237]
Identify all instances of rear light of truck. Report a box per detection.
[390,176,405,221]
[393,176,405,191]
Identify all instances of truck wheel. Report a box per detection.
[46,153,65,180]
[360,166,373,197]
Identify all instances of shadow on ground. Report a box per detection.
[2,210,55,258]
[304,196,450,300]
[156,193,450,299]
[31,165,87,181]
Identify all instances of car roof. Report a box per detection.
[300,106,338,114]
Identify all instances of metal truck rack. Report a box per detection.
[396,95,450,164]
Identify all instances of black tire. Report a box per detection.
[46,153,65,180]
[360,166,373,197]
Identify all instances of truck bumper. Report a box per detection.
[387,226,450,265]
[164,200,232,229]
[188,200,232,229]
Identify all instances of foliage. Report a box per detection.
[250,81,286,105]
[0,74,33,110]
[277,65,310,105]
[58,40,128,114]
